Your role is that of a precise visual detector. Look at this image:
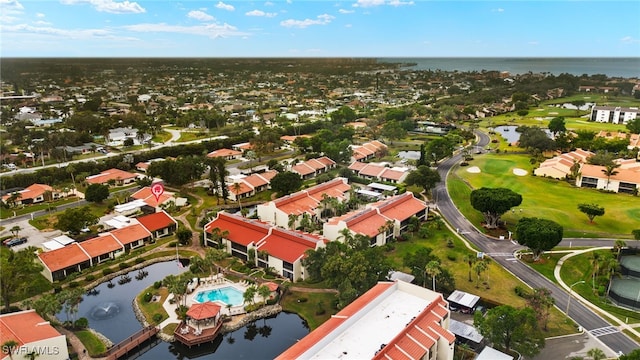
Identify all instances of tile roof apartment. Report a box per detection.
[291,156,336,180]
[85,168,140,186]
[533,149,594,179]
[38,212,176,282]
[204,212,326,281]
[324,192,428,246]
[0,310,69,360]
[206,148,243,160]
[595,130,640,149]
[576,158,640,194]
[350,140,388,162]
[130,186,177,208]
[276,280,455,360]
[256,177,351,229]
[226,170,278,201]
[348,161,410,184]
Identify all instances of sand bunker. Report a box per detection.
[513,168,527,176]
[548,112,559,115]
[467,166,481,174]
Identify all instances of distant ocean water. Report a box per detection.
[377,58,640,78]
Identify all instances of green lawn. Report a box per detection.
[75,329,107,356]
[281,290,338,330]
[0,198,80,219]
[451,153,639,238]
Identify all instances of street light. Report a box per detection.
[566,280,586,315]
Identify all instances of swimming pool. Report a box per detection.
[193,286,244,306]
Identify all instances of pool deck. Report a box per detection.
[158,275,264,331]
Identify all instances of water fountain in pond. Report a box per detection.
[90,301,121,320]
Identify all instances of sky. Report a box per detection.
[1,0,639,58]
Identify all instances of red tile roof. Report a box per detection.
[0,310,63,348]
[348,161,367,171]
[187,302,221,320]
[81,234,123,258]
[292,163,316,176]
[207,148,242,158]
[345,208,391,237]
[228,181,253,195]
[137,211,177,232]
[38,243,90,272]
[256,228,324,263]
[1,183,55,202]
[85,168,138,185]
[131,186,175,207]
[109,224,152,245]
[376,193,427,222]
[205,212,270,246]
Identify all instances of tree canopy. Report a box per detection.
[55,206,98,234]
[84,183,109,203]
[577,203,605,223]
[515,217,563,260]
[626,118,640,134]
[404,165,441,195]
[548,116,566,135]
[470,187,522,229]
[474,305,545,357]
[270,171,302,196]
[147,156,205,186]
[0,246,44,310]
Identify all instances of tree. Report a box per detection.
[55,206,98,234]
[176,229,193,245]
[9,225,21,238]
[633,229,640,248]
[601,162,621,190]
[84,183,110,203]
[618,348,640,360]
[586,348,606,360]
[405,165,441,195]
[548,116,566,135]
[626,118,640,134]
[577,203,605,224]
[474,305,544,357]
[288,214,299,230]
[258,285,271,305]
[0,247,43,310]
[232,182,243,210]
[614,239,627,260]
[270,171,302,196]
[381,120,407,144]
[243,285,257,305]
[425,260,441,290]
[463,253,476,282]
[473,259,487,288]
[470,187,522,229]
[515,217,563,261]
[526,288,555,331]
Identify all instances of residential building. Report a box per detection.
[204,212,326,281]
[206,148,243,160]
[80,234,125,265]
[590,105,639,125]
[348,161,410,183]
[257,177,351,228]
[130,186,177,210]
[290,156,336,179]
[576,159,640,194]
[227,170,278,201]
[350,140,388,162]
[533,149,594,179]
[0,310,69,360]
[1,184,64,206]
[109,223,152,250]
[595,130,640,150]
[136,210,178,239]
[276,280,455,360]
[38,242,92,282]
[107,127,150,146]
[323,192,427,245]
[85,168,139,186]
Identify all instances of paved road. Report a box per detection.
[434,131,639,355]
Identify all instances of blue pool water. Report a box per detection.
[194,286,244,306]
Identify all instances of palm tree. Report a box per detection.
[287,213,299,230]
[614,240,627,260]
[425,260,441,291]
[66,163,77,189]
[586,348,606,360]
[1,339,18,360]
[601,162,620,191]
[258,285,271,305]
[337,228,355,247]
[590,252,601,291]
[9,225,21,238]
[604,257,621,296]
[463,254,476,282]
[232,182,243,211]
[473,259,487,288]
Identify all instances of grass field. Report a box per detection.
[450,153,639,238]
[75,329,107,356]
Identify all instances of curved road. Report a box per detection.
[434,131,638,355]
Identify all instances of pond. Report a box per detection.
[58,261,309,359]
[397,150,421,160]
[493,125,553,144]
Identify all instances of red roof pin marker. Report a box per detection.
[151,183,164,202]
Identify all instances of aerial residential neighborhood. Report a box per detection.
[1,56,640,360]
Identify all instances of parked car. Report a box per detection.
[4,237,27,247]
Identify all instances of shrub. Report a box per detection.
[119,262,129,270]
[135,257,145,264]
[68,281,80,288]
[143,292,153,302]
[152,313,164,323]
[74,317,89,329]
[514,285,529,298]
[446,253,457,262]
[85,274,95,282]
[153,281,162,289]
[102,268,114,276]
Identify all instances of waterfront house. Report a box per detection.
[0,310,69,360]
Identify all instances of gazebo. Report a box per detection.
[186,301,222,331]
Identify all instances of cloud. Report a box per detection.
[33,20,52,25]
[387,0,414,6]
[0,23,132,40]
[215,1,234,11]
[621,36,640,44]
[353,0,385,7]
[1,0,24,11]
[60,0,145,14]
[280,14,334,28]
[339,9,354,14]
[245,9,277,17]
[188,10,214,21]
[264,1,274,5]
[122,22,248,39]
[492,8,504,12]
[36,12,45,17]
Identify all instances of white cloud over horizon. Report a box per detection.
[60,0,145,14]
[280,14,334,28]
[246,9,277,17]
[215,1,234,11]
[187,10,214,21]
